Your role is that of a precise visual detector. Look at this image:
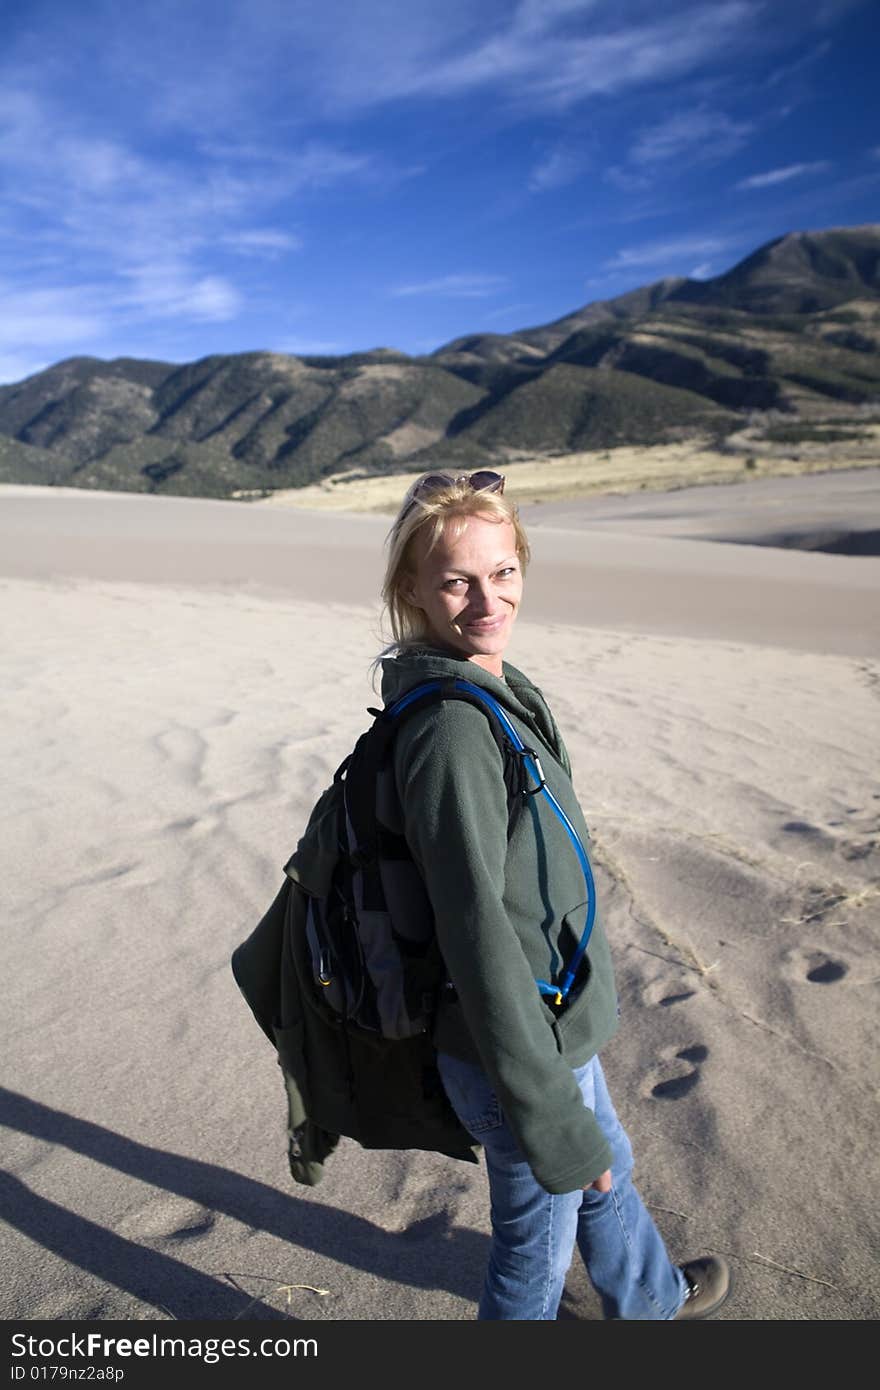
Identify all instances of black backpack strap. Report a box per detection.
[343,722,397,911]
[378,678,527,839]
[343,679,529,907]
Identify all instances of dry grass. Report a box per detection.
[244,428,880,513]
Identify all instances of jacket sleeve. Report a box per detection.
[394,699,612,1193]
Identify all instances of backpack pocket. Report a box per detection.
[272,1017,311,1112]
[304,892,371,1026]
[355,907,432,1039]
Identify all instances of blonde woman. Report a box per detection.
[376,470,730,1320]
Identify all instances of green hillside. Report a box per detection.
[0,225,877,499]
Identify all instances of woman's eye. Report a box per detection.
[497,567,516,579]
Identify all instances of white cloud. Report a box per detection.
[277,143,374,192]
[629,107,753,166]
[736,160,831,189]
[482,302,533,322]
[0,266,242,381]
[171,0,754,119]
[603,165,653,193]
[7,0,765,129]
[603,235,732,272]
[765,39,831,88]
[0,285,106,346]
[391,274,508,299]
[0,0,810,144]
[60,137,148,193]
[119,267,242,322]
[0,283,109,380]
[0,353,52,386]
[0,85,378,351]
[221,229,303,258]
[529,148,584,193]
[389,2,757,110]
[176,277,243,322]
[279,338,348,356]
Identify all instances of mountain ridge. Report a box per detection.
[1,224,878,498]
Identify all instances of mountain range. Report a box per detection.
[1,224,878,499]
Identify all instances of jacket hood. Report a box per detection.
[380,645,567,768]
[382,644,524,707]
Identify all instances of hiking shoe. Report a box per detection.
[674,1256,732,1319]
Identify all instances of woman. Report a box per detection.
[377,469,730,1320]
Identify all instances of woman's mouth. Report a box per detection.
[466,614,506,633]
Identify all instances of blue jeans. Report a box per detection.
[436,1050,688,1320]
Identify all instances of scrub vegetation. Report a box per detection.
[1,226,878,500]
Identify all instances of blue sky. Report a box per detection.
[1,0,878,383]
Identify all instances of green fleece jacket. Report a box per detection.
[380,645,619,1194]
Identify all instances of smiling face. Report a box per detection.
[404,512,524,676]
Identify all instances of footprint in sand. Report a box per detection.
[645,1044,708,1100]
[28,1292,116,1320]
[783,946,850,986]
[781,820,827,838]
[165,812,221,839]
[658,989,696,1008]
[72,860,140,888]
[806,958,848,984]
[784,809,877,863]
[838,805,879,861]
[117,1197,217,1244]
[642,978,697,1009]
[154,725,208,787]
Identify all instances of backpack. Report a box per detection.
[288,677,531,1042]
[231,676,598,1184]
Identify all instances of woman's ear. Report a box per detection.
[401,573,420,607]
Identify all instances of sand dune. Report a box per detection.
[1,481,878,1320]
[2,477,878,655]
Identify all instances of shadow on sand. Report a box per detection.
[0,1086,488,1319]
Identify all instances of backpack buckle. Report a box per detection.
[515,746,546,796]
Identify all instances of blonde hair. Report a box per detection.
[379,472,530,653]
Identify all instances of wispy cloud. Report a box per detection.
[165,0,757,120]
[385,1,758,111]
[0,266,241,383]
[629,107,753,166]
[602,104,755,197]
[0,0,873,379]
[0,284,106,347]
[765,39,832,88]
[0,281,110,381]
[602,235,733,273]
[4,0,770,129]
[1,109,370,259]
[220,229,303,258]
[0,83,371,356]
[118,267,242,322]
[603,165,654,193]
[482,302,534,323]
[279,338,349,357]
[0,353,54,385]
[391,274,508,299]
[529,148,585,193]
[736,160,831,190]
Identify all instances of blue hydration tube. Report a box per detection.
[386,678,596,1006]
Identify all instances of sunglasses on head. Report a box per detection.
[403,470,506,516]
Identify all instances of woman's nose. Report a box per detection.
[469,583,496,614]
